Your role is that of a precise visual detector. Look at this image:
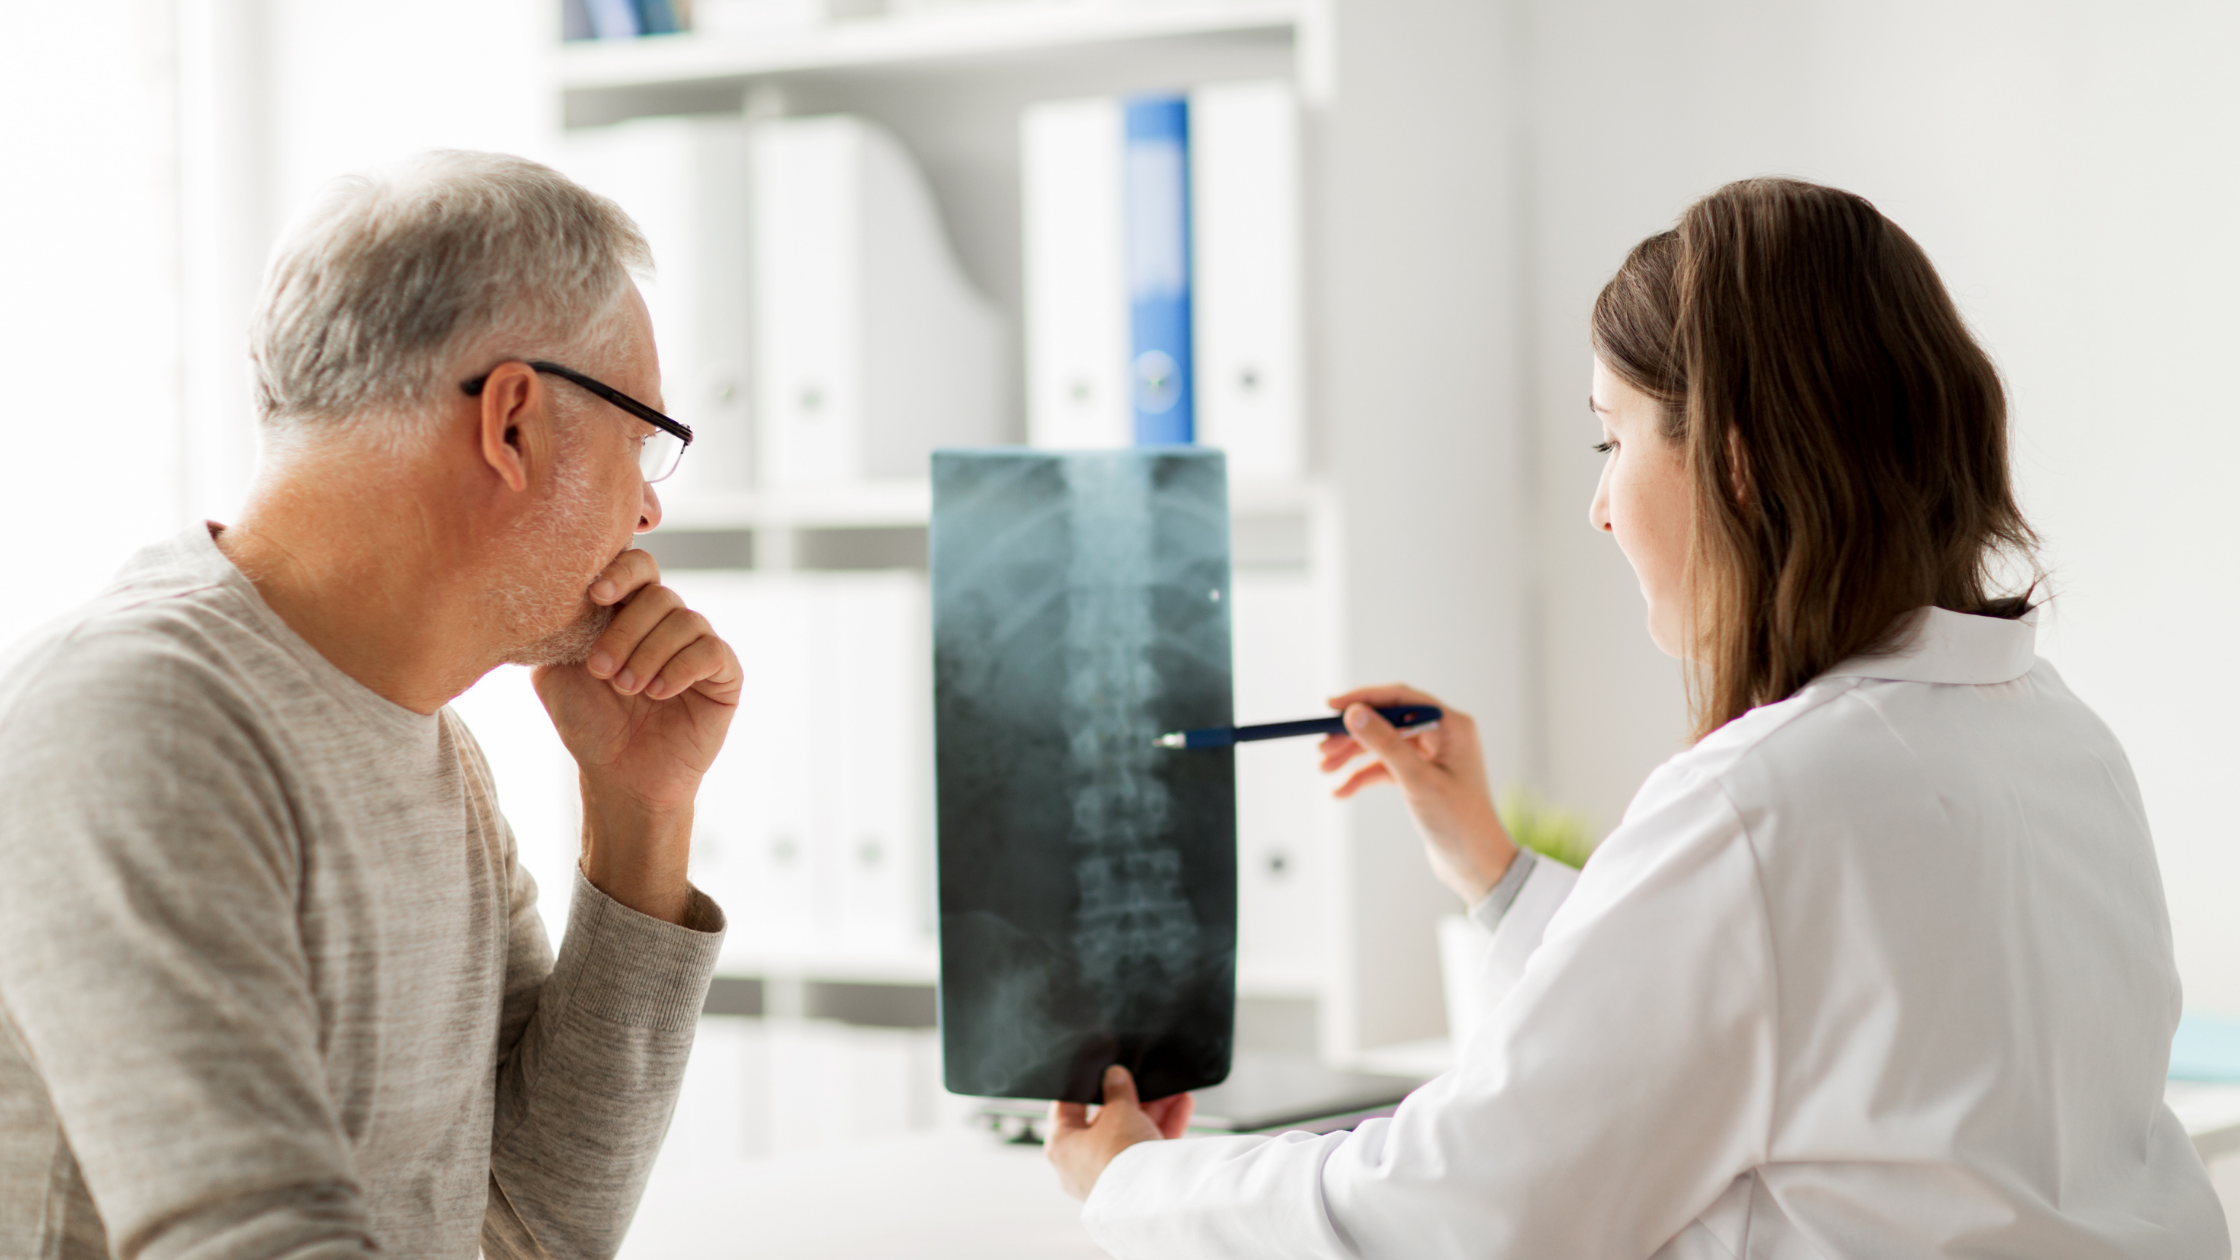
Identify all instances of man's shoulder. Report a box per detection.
[0,540,275,740]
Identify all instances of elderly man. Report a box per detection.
[0,152,735,1255]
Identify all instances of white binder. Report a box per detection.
[1021,96,1131,449]
[813,573,933,955]
[1021,84,1305,477]
[556,117,756,496]
[1229,568,1337,991]
[670,570,933,960]
[1192,81,1305,483]
[752,115,1005,487]
[669,573,821,960]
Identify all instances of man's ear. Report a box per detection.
[476,362,540,493]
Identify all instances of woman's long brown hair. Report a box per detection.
[1592,178,2040,740]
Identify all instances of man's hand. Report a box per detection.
[1318,683,1518,904]
[533,549,740,925]
[1047,1065,1195,1201]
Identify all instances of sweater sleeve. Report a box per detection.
[0,635,380,1258]
[1082,763,1775,1259]
[480,857,724,1260]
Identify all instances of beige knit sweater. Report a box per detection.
[0,526,723,1257]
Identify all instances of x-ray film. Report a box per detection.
[931,448,1236,1104]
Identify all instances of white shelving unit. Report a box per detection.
[558,0,1306,92]
[659,476,1325,531]
[571,0,1346,1044]
[551,0,1517,1067]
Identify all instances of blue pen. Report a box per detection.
[1154,705,1443,750]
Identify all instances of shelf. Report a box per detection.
[662,481,934,530]
[718,946,940,986]
[557,0,1302,94]
[712,949,1324,1002]
[659,476,1329,532]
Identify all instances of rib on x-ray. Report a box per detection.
[931,448,1236,1104]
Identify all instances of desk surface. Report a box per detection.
[622,1081,2240,1259]
[621,1129,1105,1260]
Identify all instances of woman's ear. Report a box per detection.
[475,362,540,492]
[1725,424,1752,505]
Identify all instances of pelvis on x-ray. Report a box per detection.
[931,448,1236,1104]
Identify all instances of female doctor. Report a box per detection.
[1043,178,2229,1258]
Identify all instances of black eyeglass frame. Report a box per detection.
[461,359,694,454]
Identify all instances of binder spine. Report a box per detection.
[1123,96,1194,446]
[583,0,641,38]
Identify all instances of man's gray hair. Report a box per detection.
[249,150,651,447]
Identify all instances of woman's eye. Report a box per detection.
[1592,440,1617,455]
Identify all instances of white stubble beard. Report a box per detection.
[493,448,626,668]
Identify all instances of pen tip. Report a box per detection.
[1153,732,1184,749]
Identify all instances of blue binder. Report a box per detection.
[1124,96,1194,446]
[582,0,640,38]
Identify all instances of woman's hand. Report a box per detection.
[1046,1066,1195,1200]
[1321,684,1519,903]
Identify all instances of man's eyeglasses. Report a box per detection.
[461,360,693,483]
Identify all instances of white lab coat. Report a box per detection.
[1084,608,2229,1258]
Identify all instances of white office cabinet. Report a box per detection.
[1191,81,1305,483]
[752,115,1005,487]
[756,1019,942,1154]
[556,118,756,497]
[1021,96,1131,449]
[662,1016,760,1162]
[1229,569,1336,992]
[538,5,1500,1066]
[826,1023,941,1143]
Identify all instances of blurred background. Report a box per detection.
[3,0,2235,1246]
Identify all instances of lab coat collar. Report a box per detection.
[1819,607,2037,686]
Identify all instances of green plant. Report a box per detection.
[1496,786,1599,869]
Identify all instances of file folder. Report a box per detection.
[1023,84,1304,475]
[1192,81,1304,482]
[1022,97,1131,449]
[556,117,756,495]
[753,115,1005,486]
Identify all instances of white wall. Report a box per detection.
[0,1,188,653]
[1317,0,1533,1051]
[1522,0,2240,1014]
[176,0,557,523]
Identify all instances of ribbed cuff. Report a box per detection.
[1466,847,1539,936]
[553,869,726,1029]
